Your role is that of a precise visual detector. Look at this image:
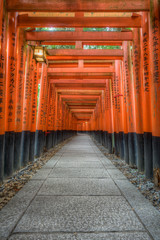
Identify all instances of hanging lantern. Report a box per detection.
[33,46,46,63]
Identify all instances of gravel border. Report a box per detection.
[93,139,160,213]
[0,138,71,210]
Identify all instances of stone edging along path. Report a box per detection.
[0,138,72,210]
[93,138,160,213]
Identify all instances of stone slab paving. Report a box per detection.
[0,134,160,240]
[38,178,121,196]
[49,167,110,178]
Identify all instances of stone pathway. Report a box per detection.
[0,134,160,240]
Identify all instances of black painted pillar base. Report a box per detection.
[29,132,35,162]
[124,133,129,164]
[56,130,60,144]
[46,132,53,150]
[114,132,120,157]
[100,131,103,145]
[0,134,5,183]
[136,133,144,172]
[21,131,30,167]
[4,132,15,177]
[143,132,153,179]
[52,131,56,147]
[119,132,124,159]
[35,130,44,158]
[104,131,108,149]
[102,131,106,147]
[108,133,112,154]
[128,132,136,167]
[152,136,160,170]
[14,132,22,171]
[55,131,58,145]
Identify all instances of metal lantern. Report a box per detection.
[33,46,46,63]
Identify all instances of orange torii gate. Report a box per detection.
[0,0,160,187]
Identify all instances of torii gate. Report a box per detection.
[0,0,160,187]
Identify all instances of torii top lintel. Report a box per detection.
[6,0,150,12]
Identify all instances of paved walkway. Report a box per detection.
[0,134,160,240]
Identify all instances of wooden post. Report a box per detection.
[35,63,47,157]
[0,1,6,182]
[21,47,34,166]
[141,12,153,178]
[123,41,137,167]
[122,60,129,164]
[115,60,124,158]
[4,12,18,177]
[149,0,160,184]
[14,28,26,170]
[52,85,57,146]
[112,71,119,156]
[46,84,54,149]
[30,61,39,160]
[108,78,114,153]
[133,28,144,172]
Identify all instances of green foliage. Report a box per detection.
[36,27,122,49]
[83,27,121,32]
[44,45,75,49]
[83,45,121,49]
[36,27,122,32]
[35,27,74,32]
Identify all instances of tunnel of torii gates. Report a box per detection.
[0,0,160,185]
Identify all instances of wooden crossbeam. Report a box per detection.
[70,109,94,112]
[6,0,150,12]
[69,105,96,108]
[48,73,112,79]
[18,15,142,28]
[64,100,97,103]
[26,31,133,42]
[47,56,122,60]
[47,49,123,56]
[48,63,112,68]
[46,67,114,73]
[55,85,106,90]
[39,41,122,46]
[60,94,100,99]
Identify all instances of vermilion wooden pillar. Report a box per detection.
[99,98,102,141]
[109,78,114,154]
[103,89,107,146]
[0,1,6,182]
[30,61,39,160]
[35,63,47,157]
[104,80,110,149]
[0,0,3,46]
[133,28,144,172]
[14,28,26,170]
[119,61,125,159]
[43,70,49,148]
[56,93,60,143]
[21,47,34,166]
[46,84,54,149]
[63,102,67,140]
[101,90,106,146]
[4,12,18,177]
[122,61,129,163]
[115,60,124,159]
[54,90,58,144]
[123,41,137,167]
[141,12,153,178]
[52,84,56,146]
[149,0,160,184]
[113,70,119,156]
